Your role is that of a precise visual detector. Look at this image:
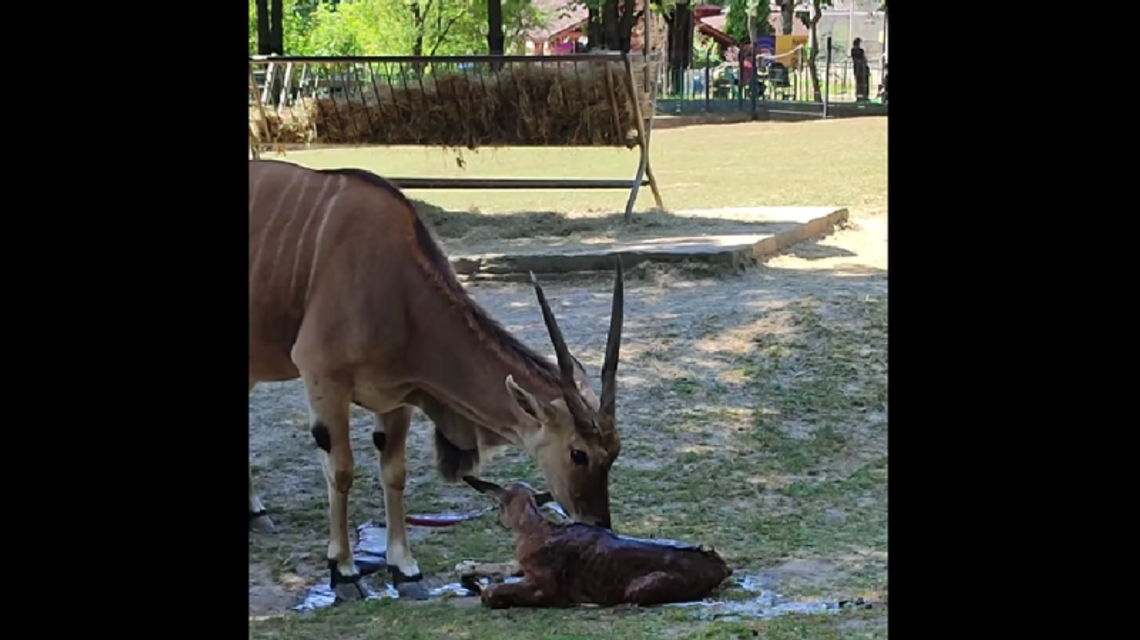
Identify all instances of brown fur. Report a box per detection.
[465,477,733,608]
[315,167,561,387]
[248,159,625,590]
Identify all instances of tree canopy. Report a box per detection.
[248,0,543,56]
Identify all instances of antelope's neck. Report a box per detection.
[511,506,553,546]
[407,293,563,443]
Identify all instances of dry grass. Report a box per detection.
[250,62,651,148]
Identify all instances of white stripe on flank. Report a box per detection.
[290,174,334,298]
[249,167,269,214]
[250,170,301,287]
[272,173,312,287]
[304,175,347,305]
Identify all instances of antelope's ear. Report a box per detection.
[505,375,559,424]
[569,356,600,410]
[462,475,505,500]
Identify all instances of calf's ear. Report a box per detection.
[463,475,506,501]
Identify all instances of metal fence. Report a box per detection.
[652,48,886,119]
[248,53,664,219]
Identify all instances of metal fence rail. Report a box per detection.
[652,48,887,120]
[249,53,664,219]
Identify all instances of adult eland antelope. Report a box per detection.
[248,160,625,601]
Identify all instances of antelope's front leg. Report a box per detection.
[249,381,275,533]
[305,378,368,602]
[480,579,559,609]
[374,408,429,600]
[248,466,275,533]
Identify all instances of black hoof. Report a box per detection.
[390,567,429,601]
[389,566,424,585]
[328,559,371,603]
[396,581,431,601]
[460,575,484,596]
[249,509,276,533]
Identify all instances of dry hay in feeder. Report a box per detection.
[249,62,649,150]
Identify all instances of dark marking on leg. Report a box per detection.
[249,509,268,520]
[327,558,371,602]
[311,422,331,452]
[372,431,386,451]
[327,558,362,587]
[389,565,424,585]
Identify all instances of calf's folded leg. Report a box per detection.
[624,571,712,606]
[481,580,559,609]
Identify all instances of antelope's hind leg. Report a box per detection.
[304,375,370,602]
[373,408,430,600]
[623,571,702,607]
[249,381,276,533]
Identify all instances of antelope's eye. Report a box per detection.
[570,449,589,466]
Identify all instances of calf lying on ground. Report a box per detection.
[463,476,733,608]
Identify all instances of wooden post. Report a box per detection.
[622,53,665,218]
[249,63,272,153]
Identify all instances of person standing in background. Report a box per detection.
[851,37,870,101]
[879,60,888,102]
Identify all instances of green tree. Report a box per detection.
[798,0,832,101]
[725,0,770,45]
[249,0,543,56]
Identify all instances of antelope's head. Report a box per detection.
[507,258,624,530]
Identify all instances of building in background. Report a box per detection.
[517,1,885,63]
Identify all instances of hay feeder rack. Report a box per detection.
[249,53,664,220]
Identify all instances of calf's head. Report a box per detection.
[463,476,555,530]
[508,259,624,530]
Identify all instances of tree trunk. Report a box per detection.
[487,0,505,55]
[410,4,425,56]
[778,0,794,35]
[618,0,635,53]
[665,1,693,96]
[270,0,284,54]
[747,0,759,45]
[602,0,620,50]
[805,0,823,102]
[256,0,272,55]
[587,8,603,50]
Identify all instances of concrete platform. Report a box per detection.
[450,206,848,277]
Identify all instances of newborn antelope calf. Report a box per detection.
[463,476,733,608]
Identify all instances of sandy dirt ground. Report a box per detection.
[248,213,886,616]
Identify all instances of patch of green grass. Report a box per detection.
[249,118,888,635]
[250,288,888,631]
[597,292,888,587]
[250,292,888,634]
[272,118,887,240]
[250,600,886,640]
